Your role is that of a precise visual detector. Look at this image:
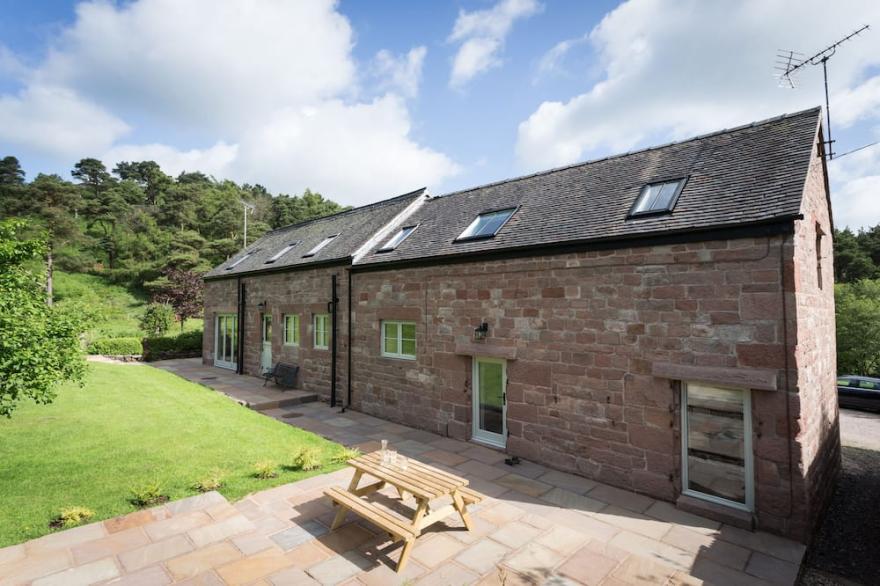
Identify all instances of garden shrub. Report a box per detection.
[139,303,175,336]
[292,447,323,471]
[253,460,278,479]
[193,469,224,492]
[142,330,202,360]
[50,506,95,529]
[331,447,361,464]
[87,337,143,356]
[129,480,168,507]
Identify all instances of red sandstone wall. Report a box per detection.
[350,235,808,536]
[789,135,840,540]
[202,266,348,402]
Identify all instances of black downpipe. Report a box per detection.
[236,280,246,375]
[346,269,353,409]
[329,274,339,407]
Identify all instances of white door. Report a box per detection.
[214,314,237,370]
[261,314,273,372]
[472,357,507,448]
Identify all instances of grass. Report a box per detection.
[0,363,343,547]
[53,271,203,339]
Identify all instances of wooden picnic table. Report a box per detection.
[324,450,484,573]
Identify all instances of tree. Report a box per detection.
[149,267,204,331]
[26,174,85,304]
[72,158,113,200]
[0,156,25,185]
[271,188,347,228]
[114,160,171,205]
[139,303,175,336]
[0,219,87,417]
[836,279,880,376]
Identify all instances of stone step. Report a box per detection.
[247,391,318,411]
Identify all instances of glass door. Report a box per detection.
[261,314,273,373]
[681,382,754,511]
[214,314,237,370]
[472,357,507,448]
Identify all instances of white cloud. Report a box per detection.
[234,96,459,201]
[38,0,356,133]
[0,0,458,206]
[103,142,238,179]
[0,84,129,159]
[448,0,542,88]
[534,34,590,81]
[516,0,880,169]
[515,0,880,228]
[371,46,427,99]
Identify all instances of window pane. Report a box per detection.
[380,226,416,251]
[459,209,515,239]
[652,181,680,210]
[478,361,504,434]
[837,378,850,386]
[401,339,416,356]
[384,335,399,354]
[401,323,416,340]
[633,185,661,214]
[686,384,746,504]
[859,380,878,389]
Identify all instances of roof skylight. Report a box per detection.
[265,242,299,264]
[456,208,516,241]
[629,178,686,217]
[303,234,338,258]
[226,253,251,270]
[378,225,418,252]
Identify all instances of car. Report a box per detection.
[837,375,880,412]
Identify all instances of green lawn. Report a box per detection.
[0,363,343,547]
[54,271,203,339]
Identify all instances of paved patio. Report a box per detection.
[0,364,807,585]
[154,359,318,411]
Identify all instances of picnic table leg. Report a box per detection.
[331,470,364,530]
[410,498,429,535]
[397,538,415,573]
[452,490,473,531]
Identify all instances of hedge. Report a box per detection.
[143,330,202,361]
[87,337,143,356]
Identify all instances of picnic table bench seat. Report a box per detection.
[324,486,417,571]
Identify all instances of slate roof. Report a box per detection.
[356,107,822,267]
[204,189,424,278]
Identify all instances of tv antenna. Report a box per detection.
[776,24,870,159]
[239,200,255,247]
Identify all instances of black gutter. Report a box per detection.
[351,216,801,274]
[329,274,339,408]
[346,268,353,409]
[236,279,246,375]
[204,257,352,282]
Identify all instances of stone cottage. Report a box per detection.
[203,107,839,542]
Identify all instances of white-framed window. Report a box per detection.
[283,314,300,346]
[266,242,299,264]
[381,320,417,360]
[225,253,250,270]
[303,235,338,258]
[681,382,754,512]
[629,178,686,217]
[456,208,516,241]
[378,225,418,252]
[313,314,330,350]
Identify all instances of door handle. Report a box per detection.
[503,392,506,405]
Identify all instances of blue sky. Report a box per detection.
[1,1,880,229]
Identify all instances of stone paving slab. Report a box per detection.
[0,363,809,585]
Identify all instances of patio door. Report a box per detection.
[214,314,237,370]
[261,314,273,373]
[472,357,507,448]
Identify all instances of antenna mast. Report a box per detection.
[239,200,255,247]
[776,24,869,159]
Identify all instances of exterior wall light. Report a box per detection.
[474,322,489,340]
